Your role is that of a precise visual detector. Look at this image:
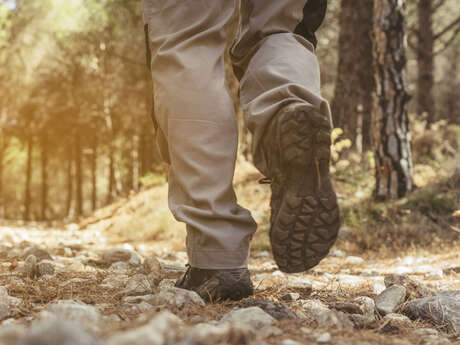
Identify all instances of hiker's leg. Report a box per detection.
[231,0,339,273]
[143,0,256,269]
[231,0,331,175]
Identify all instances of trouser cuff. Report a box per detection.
[188,248,249,269]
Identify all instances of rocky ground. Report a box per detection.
[0,223,460,345]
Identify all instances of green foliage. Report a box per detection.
[0,0,458,221]
[139,173,167,189]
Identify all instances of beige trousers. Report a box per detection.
[143,0,331,269]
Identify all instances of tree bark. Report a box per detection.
[373,0,414,200]
[125,132,134,192]
[75,131,83,217]
[107,143,115,205]
[139,124,155,177]
[24,135,33,221]
[131,134,139,191]
[417,0,436,126]
[65,142,73,217]
[331,0,375,151]
[91,135,98,211]
[0,132,4,218]
[40,134,48,220]
[443,43,460,125]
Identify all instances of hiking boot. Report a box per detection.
[262,103,340,273]
[175,265,254,302]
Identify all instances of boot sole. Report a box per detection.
[269,105,340,273]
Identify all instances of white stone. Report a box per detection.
[350,314,375,327]
[0,287,20,307]
[220,307,275,329]
[316,310,354,329]
[335,274,367,287]
[23,255,38,278]
[401,256,415,265]
[354,296,376,316]
[301,299,330,314]
[413,265,434,274]
[37,261,55,276]
[383,313,411,326]
[375,285,406,315]
[0,303,11,321]
[5,296,21,307]
[272,270,285,277]
[45,300,100,331]
[260,325,283,337]
[23,246,52,262]
[17,320,98,345]
[131,302,154,313]
[419,335,451,345]
[254,251,270,258]
[63,247,73,257]
[143,256,162,274]
[102,248,141,266]
[372,283,387,295]
[281,293,300,302]
[262,262,277,270]
[300,327,312,334]
[425,269,443,280]
[110,261,130,272]
[158,279,175,290]
[395,266,413,275]
[106,311,182,345]
[317,332,332,343]
[122,295,155,304]
[185,322,254,344]
[153,287,205,309]
[330,249,346,258]
[100,275,129,290]
[413,328,439,337]
[281,339,303,345]
[344,256,365,265]
[285,278,313,291]
[301,300,353,329]
[123,274,152,295]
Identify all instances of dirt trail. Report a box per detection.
[0,222,460,344]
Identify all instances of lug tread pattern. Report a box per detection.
[268,106,341,273]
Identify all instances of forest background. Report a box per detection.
[0,0,458,229]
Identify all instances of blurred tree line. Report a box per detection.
[0,0,458,220]
[0,0,158,220]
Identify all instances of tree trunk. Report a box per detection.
[139,132,146,177]
[107,143,115,205]
[443,43,460,125]
[0,132,4,218]
[65,143,73,217]
[24,135,33,221]
[125,133,134,193]
[139,124,155,176]
[131,134,140,191]
[372,0,414,200]
[40,134,48,220]
[91,135,98,211]
[331,0,375,151]
[417,0,435,126]
[75,132,83,217]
